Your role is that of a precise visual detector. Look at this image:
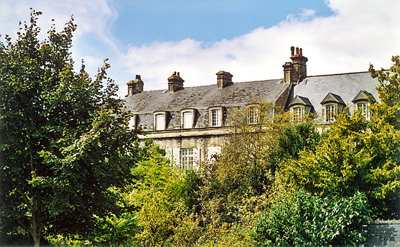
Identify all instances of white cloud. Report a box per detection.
[118,0,400,96]
[2,0,400,98]
[0,0,119,78]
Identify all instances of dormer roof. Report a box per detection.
[352,90,375,103]
[289,95,313,107]
[320,92,346,105]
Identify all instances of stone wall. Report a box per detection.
[365,220,400,247]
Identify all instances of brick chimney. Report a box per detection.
[283,46,308,83]
[168,71,184,93]
[126,75,144,96]
[216,71,233,89]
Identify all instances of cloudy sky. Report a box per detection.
[1,0,400,98]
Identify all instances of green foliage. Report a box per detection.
[0,10,140,245]
[214,103,290,198]
[255,190,371,246]
[271,121,320,166]
[283,56,400,218]
[125,145,202,246]
[92,212,140,245]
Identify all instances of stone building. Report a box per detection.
[123,47,379,168]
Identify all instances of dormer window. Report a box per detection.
[154,111,167,130]
[325,104,335,122]
[321,93,346,123]
[293,107,303,122]
[288,96,314,123]
[247,105,259,124]
[356,103,368,118]
[181,109,196,129]
[352,90,375,120]
[209,107,223,127]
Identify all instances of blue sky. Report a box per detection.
[1,0,400,98]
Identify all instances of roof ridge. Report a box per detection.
[307,71,370,78]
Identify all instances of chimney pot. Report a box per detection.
[168,71,184,92]
[216,70,233,89]
[126,74,144,96]
[283,46,308,84]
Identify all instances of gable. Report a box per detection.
[352,90,375,102]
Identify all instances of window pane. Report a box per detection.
[357,103,367,117]
[249,107,258,124]
[211,109,220,126]
[293,107,302,122]
[156,114,164,130]
[326,105,335,121]
[180,148,194,169]
[183,112,193,128]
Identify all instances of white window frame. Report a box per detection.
[180,148,194,170]
[247,105,259,124]
[209,107,223,127]
[292,106,303,122]
[325,104,335,122]
[153,111,167,131]
[356,101,370,120]
[181,109,195,129]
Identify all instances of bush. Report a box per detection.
[255,190,370,246]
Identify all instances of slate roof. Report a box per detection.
[292,71,379,116]
[124,79,289,113]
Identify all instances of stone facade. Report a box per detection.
[123,47,380,168]
[365,220,400,247]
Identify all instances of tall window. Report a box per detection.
[357,103,368,118]
[155,114,165,130]
[183,111,193,128]
[326,104,335,122]
[211,109,220,126]
[248,106,258,124]
[180,148,194,170]
[293,107,303,122]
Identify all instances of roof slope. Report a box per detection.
[292,71,379,115]
[124,79,288,113]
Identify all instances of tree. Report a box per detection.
[283,55,400,218]
[214,102,290,197]
[125,143,202,246]
[0,10,140,246]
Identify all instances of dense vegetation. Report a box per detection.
[1,11,399,246]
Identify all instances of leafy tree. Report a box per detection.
[0,10,140,246]
[214,102,290,197]
[125,144,202,246]
[283,55,400,218]
[270,121,320,167]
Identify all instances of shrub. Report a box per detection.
[255,190,370,246]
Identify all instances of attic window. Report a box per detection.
[181,109,196,129]
[325,104,335,122]
[293,107,303,122]
[352,90,375,120]
[247,105,259,124]
[320,93,345,123]
[154,111,167,130]
[209,107,223,127]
